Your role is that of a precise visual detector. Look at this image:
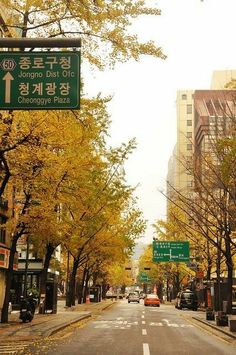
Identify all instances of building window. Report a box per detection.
[187,104,192,114]
[0,216,6,244]
[186,132,192,138]
[187,120,192,126]
[187,144,192,150]
[182,94,187,100]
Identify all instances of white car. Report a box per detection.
[128,293,140,303]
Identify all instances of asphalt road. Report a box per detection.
[31,300,236,355]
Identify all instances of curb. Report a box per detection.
[44,313,92,337]
[46,303,115,337]
[44,301,116,337]
[192,316,236,339]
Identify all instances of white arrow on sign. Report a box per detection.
[3,72,14,103]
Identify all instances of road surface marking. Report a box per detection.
[149,321,193,328]
[142,315,145,319]
[142,329,147,335]
[93,320,138,329]
[149,322,163,326]
[162,318,178,327]
[142,320,146,325]
[143,343,150,355]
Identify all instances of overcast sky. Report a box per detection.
[84,0,236,244]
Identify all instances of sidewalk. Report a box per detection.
[191,311,236,339]
[0,298,115,343]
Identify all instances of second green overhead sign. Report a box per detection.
[0,51,80,110]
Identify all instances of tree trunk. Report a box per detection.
[1,238,17,323]
[225,233,233,314]
[40,243,55,297]
[82,268,89,303]
[93,271,98,286]
[77,283,83,304]
[206,240,212,281]
[38,243,55,313]
[102,283,108,299]
[82,269,90,303]
[68,258,79,306]
[173,270,180,299]
[215,240,222,312]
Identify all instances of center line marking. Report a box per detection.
[142,329,147,335]
[142,321,146,325]
[143,343,150,355]
[142,315,145,319]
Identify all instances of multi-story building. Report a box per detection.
[194,89,236,168]
[175,90,195,194]
[166,71,236,264]
[167,71,236,213]
[166,90,195,230]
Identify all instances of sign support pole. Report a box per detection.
[0,38,81,49]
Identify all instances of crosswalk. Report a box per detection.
[0,342,31,354]
[92,319,194,330]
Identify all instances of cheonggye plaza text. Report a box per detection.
[18,96,70,105]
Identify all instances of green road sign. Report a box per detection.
[153,241,190,262]
[140,272,150,282]
[0,51,80,110]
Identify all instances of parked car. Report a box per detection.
[128,292,140,303]
[175,290,198,311]
[144,294,160,307]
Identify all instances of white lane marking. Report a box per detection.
[142,320,146,325]
[149,322,163,326]
[142,329,147,335]
[148,321,193,328]
[93,320,138,329]
[142,315,145,319]
[143,343,150,355]
[162,319,178,327]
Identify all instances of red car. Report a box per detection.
[144,294,160,307]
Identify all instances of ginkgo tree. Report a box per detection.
[60,141,146,306]
[1,94,111,322]
[2,0,166,67]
